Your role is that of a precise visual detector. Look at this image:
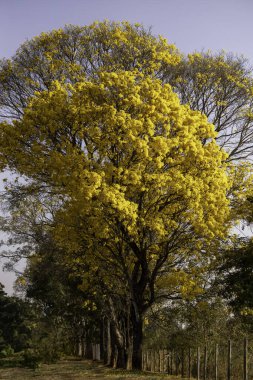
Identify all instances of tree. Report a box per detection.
[217,192,253,315]
[165,51,253,161]
[20,240,102,360]
[3,24,253,164]
[0,21,180,120]
[222,239,253,305]
[144,297,236,350]
[0,61,230,369]
[0,283,31,353]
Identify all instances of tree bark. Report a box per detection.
[81,335,85,358]
[85,340,93,359]
[103,318,111,365]
[99,320,104,361]
[117,345,127,368]
[131,314,143,370]
[109,321,127,368]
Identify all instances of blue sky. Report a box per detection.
[1,0,253,60]
[0,0,252,293]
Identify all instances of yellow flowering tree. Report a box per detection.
[0,67,230,367]
[0,21,180,120]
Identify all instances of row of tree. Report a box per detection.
[0,21,253,369]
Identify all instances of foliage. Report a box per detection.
[0,283,31,353]
[166,51,253,161]
[0,70,230,270]
[143,296,248,351]
[0,278,83,365]
[22,348,42,369]
[2,21,250,370]
[0,345,14,358]
[0,68,230,367]
[0,21,180,120]
[220,238,253,318]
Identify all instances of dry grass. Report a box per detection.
[0,358,181,380]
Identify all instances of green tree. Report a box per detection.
[0,283,31,353]
[220,238,253,318]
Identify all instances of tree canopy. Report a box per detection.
[1,21,249,370]
[166,52,253,161]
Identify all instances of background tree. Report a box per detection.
[165,51,253,161]
[0,283,31,354]
[19,243,102,361]
[221,239,253,307]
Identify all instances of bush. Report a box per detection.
[0,345,14,358]
[0,351,23,368]
[22,348,42,369]
[39,342,61,364]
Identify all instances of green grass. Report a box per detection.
[0,358,181,380]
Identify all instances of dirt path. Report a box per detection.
[0,359,179,380]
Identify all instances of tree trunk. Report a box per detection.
[131,316,143,370]
[109,328,117,369]
[85,340,93,359]
[126,325,133,370]
[109,321,127,368]
[74,338,80,357]
[108,298,127,368]
[103,318,111,365]
[81,335,85,357]
[117,345,127,368]
[99,320,104,361]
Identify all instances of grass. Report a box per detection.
[0,358,181,380]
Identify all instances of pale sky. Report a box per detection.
[1,0,253,60]
[0,0,252,293]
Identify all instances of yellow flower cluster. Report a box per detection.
[0,70,230,259]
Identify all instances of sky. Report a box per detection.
[0,0,253,294]
[1,0,253,60]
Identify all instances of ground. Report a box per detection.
[0,359,180,380]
